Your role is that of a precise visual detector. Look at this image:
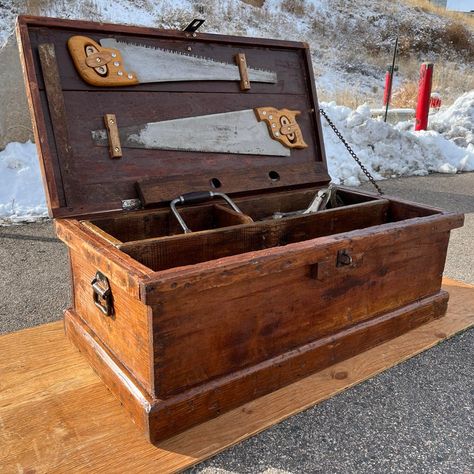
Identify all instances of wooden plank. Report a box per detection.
[37,43,74,193]
[55,219,152,298]
[81,221,123,245]
[140,212,463,303]
[121,199,390,272]
[0,279,472,473]
[16,21,65,211]
[69,250,154,395]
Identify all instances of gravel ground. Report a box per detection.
[0,173,473,473]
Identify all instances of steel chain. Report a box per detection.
[319,108,383,195]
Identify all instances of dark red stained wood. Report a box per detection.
[17,16,328,219]
[147,290,449,442]
[148,229,451,396]
[16,20,66,211]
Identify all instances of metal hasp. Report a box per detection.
[183,19,205,33]
[91,271,114,316]
[68,35,277,86]
[91,108,307,156]
[170,191,248,233]
[336,250,353,267]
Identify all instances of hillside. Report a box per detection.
[1,0,473,106]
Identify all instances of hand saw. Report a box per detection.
[68,36,277,87]
[91,107,308,156]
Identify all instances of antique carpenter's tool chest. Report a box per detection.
[17,15,463,443]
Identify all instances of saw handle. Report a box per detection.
[170,191,246,233]
[67,36,139,87]
[255,107,308,149]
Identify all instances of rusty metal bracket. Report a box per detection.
[91,271,114,316]
[104,114,122,159]
[235,53,250,91]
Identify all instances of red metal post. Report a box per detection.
[383,70,392,106]
[415,62,434,131]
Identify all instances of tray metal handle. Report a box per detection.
[170,191,244,233]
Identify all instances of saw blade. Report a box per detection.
[92,110,291,156]
[99,38,277,84]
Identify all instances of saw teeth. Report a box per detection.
[107,39,275,75]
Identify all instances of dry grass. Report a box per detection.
[392,81,419,108]
[402,0,474,28]
[280,0,314,17]
[318,87,367,109]
[390,59,474,108]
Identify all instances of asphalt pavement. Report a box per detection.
[0,173,473,473]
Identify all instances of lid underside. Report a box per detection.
[17,16,329,219]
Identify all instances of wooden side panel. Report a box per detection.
[148,291,449,441]
[55,219,151,297]
[56,218,154,395]
[69,249,153,395]
[141,213,463,299]
[151,229,451,396]
[64,309,151,433]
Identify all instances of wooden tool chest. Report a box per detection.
[17,16,463,443]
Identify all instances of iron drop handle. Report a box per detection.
[170,191,244,234]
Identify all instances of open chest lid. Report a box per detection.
[17,15,330,219]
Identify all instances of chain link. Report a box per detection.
[319,108,383,195]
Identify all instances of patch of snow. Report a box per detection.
[0,142,48,224]
[322,94,474,187]
[429,91,474,149]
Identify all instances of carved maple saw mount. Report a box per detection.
[92,107,308,158]
[68,36,277,88]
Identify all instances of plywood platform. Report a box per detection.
[1,278,473,473]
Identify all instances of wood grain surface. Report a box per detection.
[0,278,472,473]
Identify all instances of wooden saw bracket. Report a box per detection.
[255,107,308,149]
[103,114,122,158]
[235,53,250,90]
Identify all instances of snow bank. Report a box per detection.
[0,142,47,224]
[322,94,474,187]
[429,91,474,149]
